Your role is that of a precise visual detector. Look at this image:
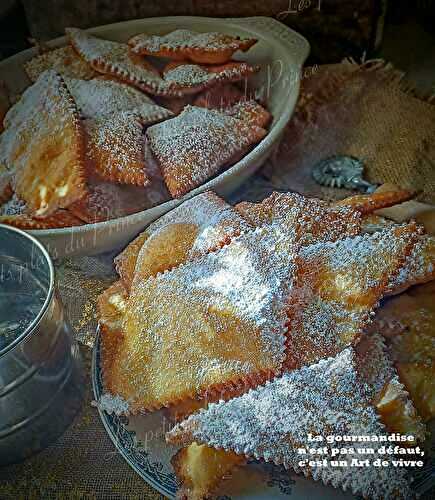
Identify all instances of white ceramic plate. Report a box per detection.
[0,16,309,258]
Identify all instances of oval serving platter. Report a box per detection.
[0,16,309,258]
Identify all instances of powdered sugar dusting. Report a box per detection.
[114,191,249,286]
[286,227,416,368]
[236,192,362,246]
[147,105,266,197]
[130,29,254,53]
[168,348,414,499]
[64,77,156,119]
[388,236,435,293]
[0,70,86,216]
[162,62,256,90]
[94,393,129,416]
[164,64,211,86]
[108,224,297,410]
[85,111,149,186]
[66,28,180,96]
[147,191,251,258]
[24,46,96,82]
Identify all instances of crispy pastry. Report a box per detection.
[223,100,272,129]
[371,285,435,421]
[387,235,435,295]
[169,334,424,500]
[397,363,435,423]
[0,210,83,229]
[84,109,164,186]
[0,169,13,205]
[193,83,245,110]
[24,46,97,82]
[360,214,395,233]
[101,224,298,413]
[356,335,425,442]
[66,28,182,97]
[0,70,87,217]
[414,209,435,235]
[128,29,257,64]
[147,106,267,197]
[114,191,251,288]
[64,76,159,119]
[97,280,128,383]
[285,224,419,369]
[167,337,419,500]
[236,191,363,246]
[334,189,415,215]
[161,61,259,95]
[97,280,128,334]
[63,77,173,186]
[373,183,434,224]
[171,444,246,500]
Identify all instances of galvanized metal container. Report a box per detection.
[0,224,84,465]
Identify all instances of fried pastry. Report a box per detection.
[162,61,259,95]
[356,334,425,441]
[0,210,83,229]
[0,170,13,205]
[371,286,435,421]
[375,376,426,440]
[114,191,251,288]
[98,280,128,382]
[147,105,267,197]
[373,183,433,224]
[128,29,257,64]
[64,76,160,119]
[334,189,415,215]
[84,106,169,186]
[167,341,417,500]
[387,235,435,295]
[172,443,246,500]
[387,295,435,365]
[24,46,97,82]
[236,191,362,246]
[66,28,181,97]
[223,99,272,129]
[414,209,435,235]
[285,224,419,369]
[193,83,245,110]
[97,280,128,334]
[169,334,424,500]
[0,70,87,216]
[102,224,298,413]
[361,214,395,233]
[397,363,435,422]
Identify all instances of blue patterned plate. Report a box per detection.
[92,329,435,498]
[92,329,356,499]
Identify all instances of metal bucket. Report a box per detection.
[0,224,84,465]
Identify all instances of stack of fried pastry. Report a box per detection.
[97,187,435,500]
[0,28,269,229]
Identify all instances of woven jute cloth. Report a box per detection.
[0,59,434,499]
[264,59,435,203]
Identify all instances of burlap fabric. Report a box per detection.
[264,59,435,203]
[0,60,434,499]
